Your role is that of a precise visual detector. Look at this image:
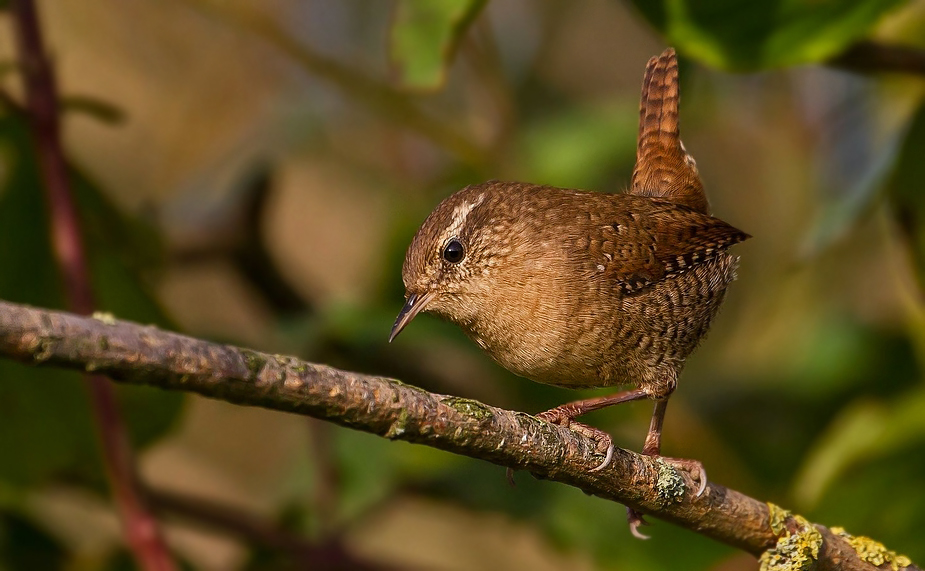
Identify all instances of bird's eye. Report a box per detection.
[442,239,465,264]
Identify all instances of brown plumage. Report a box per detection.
[390,48,749,536]
[631,48,708,215]
[395,183,746,393]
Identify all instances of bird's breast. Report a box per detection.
[461,250,633,389]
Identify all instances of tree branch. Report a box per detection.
[0,299,916,571]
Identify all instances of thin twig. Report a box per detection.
[7,1,175,569]
[829,41,925,77]
[0,299,915,571]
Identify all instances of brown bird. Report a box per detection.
[390,48,749,536]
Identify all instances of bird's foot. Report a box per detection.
[654,456,707,496]
[537,409,614,472]
[623,457,705,540]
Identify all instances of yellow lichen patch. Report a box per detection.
[91,311,117,325]
[830,527,913,571]
[759,507,822,571]
[767,503,791,535]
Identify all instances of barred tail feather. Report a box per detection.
[630,48,709,215]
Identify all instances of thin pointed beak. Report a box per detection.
[389,291,435,343]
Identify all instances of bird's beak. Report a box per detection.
[389,291,435,343]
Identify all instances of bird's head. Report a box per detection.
[389,183,508,342]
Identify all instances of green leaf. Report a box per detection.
[629,0,908,71]
[793,387,925,508]
[792,399,886,507]
[0,111,182,488]
[389,0,486,90]
[796,386,925,559]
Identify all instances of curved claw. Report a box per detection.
[627,507,650,540]
[589,443,614,472]
[692,465,707,496]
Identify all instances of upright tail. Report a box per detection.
[630,48,709,215]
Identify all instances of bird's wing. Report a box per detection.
[591,203,749,294]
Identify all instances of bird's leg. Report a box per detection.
[641,398,668,455]
[627,399,668,538]
[627,399,707,539]
[642,398,707,491]
[536,388,649,472]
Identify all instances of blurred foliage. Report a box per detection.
[629,0,908,70]
[1,0,925,569]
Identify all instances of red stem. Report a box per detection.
[9,1,175,569]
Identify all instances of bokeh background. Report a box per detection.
[2,0,925,569]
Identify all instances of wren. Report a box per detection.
[390,48,749,536]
